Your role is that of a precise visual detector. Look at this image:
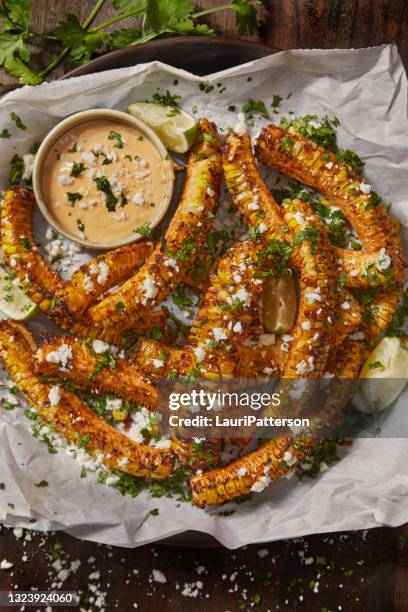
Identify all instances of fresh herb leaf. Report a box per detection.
[94,176,117,211]
[66,191,83,203]
[108,130,124,148]
[9,153,24,184]
[150,90,181,115]
[0,128,11,138]
[70,161,87,177]
[55,14,108,67]
[133,222,153,239]
[34,479,49,488]
[76,218,85,232]
[10,111,26,130]
[108,27,142,51]
[242,98,269,119]
[172,288,192,308]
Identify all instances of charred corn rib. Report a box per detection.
[223,132,337,379]
[0,187,156,336]
[187,240,264,376]
[51,241,153,320]
[33,336,157,409]
[190,339,363,507]
[1,188,64,310]
[0,322,174,478]
[280,198,337,377]
[87,119,222,341]
[190,434,318,507]
[334,247,395,289]
[256,124,404,288]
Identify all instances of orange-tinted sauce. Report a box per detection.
[42,120,173,243]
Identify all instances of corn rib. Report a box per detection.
[0,321,174,478]
[34,335,157,408]
[87,119,222,341]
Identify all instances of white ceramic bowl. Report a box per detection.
[33,108,175,249]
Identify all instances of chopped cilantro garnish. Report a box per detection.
[76,218,85,232]
[0,129,11,138]
[66,192,83,203]
[70,161,87,177]
[10,112,26,130]
[94,176,117,211]
[133,222,153,239]
[108,130,124,148]
[89,350,116,381]
[172,288,193,308]
[199,82,214,94]
[34,479,49,487]
[19,236,32,249]
[242,99,269,119]
[150,90,181,116]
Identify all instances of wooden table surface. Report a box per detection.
[1,1,408,611]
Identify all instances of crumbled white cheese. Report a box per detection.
[258,223,267,234]
[325,161,334,170]
[194,346,206,362]
[359,182,372,194]
[233,322,243,333]
[212,328,228,342]
[45,344,73,369]
[251,476,271,493]
[237,467,247,476]
[141,277,158,302]
[305,288,322,303]
[301,320,311,331]
[96,261,109,285]
[81,151,96,166]
[22,154,35,181]
[83,275,94,294]
[48,385,61,406]
[0,559,13,570]
[340,300,350,310]
[152,569,167,584]
[132,192,144,205]
[152,359,164,369]
[92,339,110,354]
[284,450,297,466]
[106,398,122,412]
[248,201,260,211]
[376,247,391,271]
[58,174,74,186]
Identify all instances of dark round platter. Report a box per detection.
[63,36,275,78]
[2,36,276,548]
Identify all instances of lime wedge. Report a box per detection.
[352,336,408,413]
[128,102,197,153]
[0,266,38,321]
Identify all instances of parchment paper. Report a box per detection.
[0,44,407,549]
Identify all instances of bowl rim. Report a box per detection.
[32,108,175,250]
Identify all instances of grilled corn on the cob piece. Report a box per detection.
[256,124,403,287]
[87,119,222,340]
[34,335,157,408]
[0,321,174,478]
[190,339,363,507]
[223,132,337,379]
[1,188,64,311]
[51,241,153,320]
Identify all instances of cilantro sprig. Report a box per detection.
[0,0,261,85]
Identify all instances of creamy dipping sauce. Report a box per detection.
[42,120,173,243]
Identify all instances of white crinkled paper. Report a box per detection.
[0,44,408,548]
